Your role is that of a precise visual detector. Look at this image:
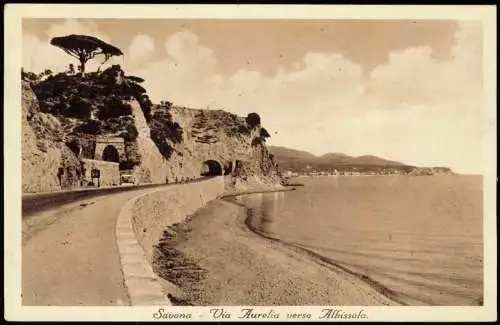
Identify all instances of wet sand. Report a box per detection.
[152,198,399,306]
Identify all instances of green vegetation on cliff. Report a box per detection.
[149,103,183,160]
[24,65,143,168]
[22,43,184,172]
[23,32,185,169]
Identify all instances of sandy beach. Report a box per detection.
[152,197,399,306]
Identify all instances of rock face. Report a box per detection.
[129,99,170,184]
[166,107,282,189]
[132,104,283,188]
[22,82,84,193]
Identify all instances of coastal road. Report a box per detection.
[22,186,163,306]
[22,179,210,306]
[22,177,213,218]
[22,184,164,218]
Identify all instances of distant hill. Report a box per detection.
[320,153,405,167]
[269,146,414,173]
[270,146,317,160]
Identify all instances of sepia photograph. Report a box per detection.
[4,4,497,322]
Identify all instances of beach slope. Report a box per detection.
[153,199,398,306]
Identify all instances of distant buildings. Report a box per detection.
[284,170,300,178]
[282,167,415,177]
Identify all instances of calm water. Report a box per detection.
[233,175,483,306]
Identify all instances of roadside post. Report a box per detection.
[91,168,101,188]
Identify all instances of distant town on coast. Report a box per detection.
[269,146,454,178]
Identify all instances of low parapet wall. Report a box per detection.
[82,158,120,187]
[129,176,225,263]
[115,177,225,305]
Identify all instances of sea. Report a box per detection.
[232,175,483,306]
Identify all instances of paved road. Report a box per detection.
[22,177,213,218]
[21,186,167,306]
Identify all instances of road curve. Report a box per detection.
[21,185,172,306]
[22,177,214,218]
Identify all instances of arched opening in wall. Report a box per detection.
[201,160,223,176]
[223,161,233,175]
[102,145,119,162]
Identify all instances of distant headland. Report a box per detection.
[268,146,454,177]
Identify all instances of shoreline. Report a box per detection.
[221,186,296,198]
[237,199,406,305]
[152,189,398,306]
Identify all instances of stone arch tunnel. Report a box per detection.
[102,145,120,163]
[94,136,125,163]
[201,160,224,176]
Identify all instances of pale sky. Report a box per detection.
[22,19,484,174]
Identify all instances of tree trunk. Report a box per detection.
[79,58,86,76]
[97,54,111,74]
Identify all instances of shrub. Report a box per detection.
[119,161,137,170]
[260,127,271,139]
[120,124,139,142]
[150,130,174,159]
[75,119,102,135]
[245,112,261,128]
[77,83,100,99]
[127,81,146,95]
[251,137,263,147]
[98,97,132,119]
[39,69,53,78]
[149,109,183,160]
[151,110,183,144]
[160,101,173,109]
[67,96,92,119]
[66,138,81,156]
[21,68,38,82]
[120,141,141,170]
[140,94,153,122]
[238,124,251,135]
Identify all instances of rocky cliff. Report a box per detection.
[130,102,283,190]
[22,81,85,192]
[167,107,283,192]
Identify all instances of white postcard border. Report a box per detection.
[4,4,497,322]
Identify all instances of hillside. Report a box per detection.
[319,153,405,167]
[268,146,453,175]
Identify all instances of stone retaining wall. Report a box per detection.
[82,158,120,187]
[129,176,225,263]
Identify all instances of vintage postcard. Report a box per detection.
[4,4,497,322]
